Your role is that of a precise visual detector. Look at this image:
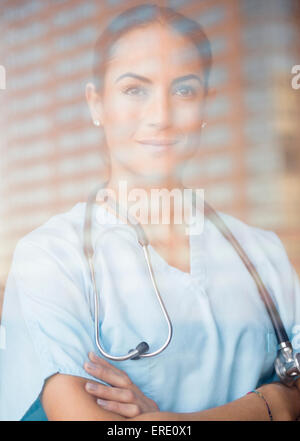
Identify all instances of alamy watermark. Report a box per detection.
[291,65,300,90]
[95,181,205,235]
[0,65,6,90]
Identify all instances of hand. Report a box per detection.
[84,352,159,418]
[258,381,300,421]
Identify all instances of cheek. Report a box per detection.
[103,94,141,140]
[172,103,202,131]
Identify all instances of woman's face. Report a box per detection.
[94,23,207,181]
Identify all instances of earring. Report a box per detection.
[94,120,100,127]
[201,121,207,128]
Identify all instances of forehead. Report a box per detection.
[105,23,203,80]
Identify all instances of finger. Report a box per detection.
[84,361,131,388]
[88,352,128,377]
[88,352,132,386]
[96,399,141,418]
[85,382,136,404]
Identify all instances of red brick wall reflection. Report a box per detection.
[0,0,300,313]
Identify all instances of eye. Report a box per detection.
[122,85,148,97]
[173,85,196,98]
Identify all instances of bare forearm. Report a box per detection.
[80,393,268,421]
[131,385,297,421]
[44,374,300,421]
[132,395,265,421]
[81,352,300,421]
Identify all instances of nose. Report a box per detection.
[145,88,172,129]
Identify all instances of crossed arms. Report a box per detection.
[41,352,300,421]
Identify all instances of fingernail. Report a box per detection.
[86,382,97,392]
[85,362,97,372]
[89,352,98,362]
[97,399,107,407]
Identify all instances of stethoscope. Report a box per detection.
[83,184,300,385]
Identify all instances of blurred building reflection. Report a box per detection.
[0,0,299,313]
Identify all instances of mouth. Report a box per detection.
[136,139,179,154]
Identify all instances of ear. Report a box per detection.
[85,82,103,126]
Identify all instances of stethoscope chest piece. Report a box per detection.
[275,342,300,386]
[128,342,150,360]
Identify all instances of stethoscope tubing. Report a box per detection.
[84,184,173,361]
[203,201,289,345]
[83,184,292,362]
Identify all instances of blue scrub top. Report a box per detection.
[1,202,300,421]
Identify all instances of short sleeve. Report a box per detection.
[267,232,300,344]
[289,267,300,352]
[258,231,300,385]
[276,235,300,350]
[0,233,104,421]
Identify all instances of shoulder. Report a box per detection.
[16,202,86,250]
[214,212,297,323]
[211,211,294,296]
[215,211,287,265]
[14,203,86,258]
[11,203,88,283]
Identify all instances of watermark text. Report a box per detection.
[291,65,300,90]
[96,181,205,235]
[0,65,6,90]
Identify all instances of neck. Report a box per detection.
[100,159,193,273]
[108,157,185,195]
[100,159,191,239]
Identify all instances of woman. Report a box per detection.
[1,4,300,421]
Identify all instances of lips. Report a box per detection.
[137,141,173,156]
[137,139,178,146]
[136,139,179,155]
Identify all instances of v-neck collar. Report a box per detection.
[93,201,208,288]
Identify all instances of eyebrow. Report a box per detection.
[114,72,203,85]
[172,74,203,86]
[114,73,151,84]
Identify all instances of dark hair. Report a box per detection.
[93,3,212,93]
